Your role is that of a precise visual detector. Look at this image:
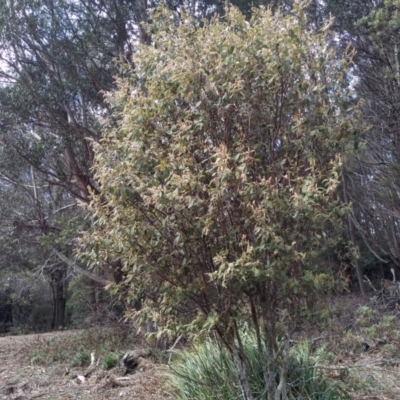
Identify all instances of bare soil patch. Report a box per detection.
[0,329,170,400]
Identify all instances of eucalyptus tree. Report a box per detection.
[0,0,136,203]
[327,0,400,277]
[0,0,145,326]
[0,140,73,328]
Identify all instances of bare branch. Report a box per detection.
[51,247,112,287]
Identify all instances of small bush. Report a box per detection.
[71,350,91,367]
[169,334,348,400]
[102,352,119,369]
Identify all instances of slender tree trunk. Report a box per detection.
[275,333,290,400]
[249,294,271,397]
[232,344,255,400]
[51,269,66,329]
[260,292,279,399]
[133,0,151,45]
[50,282,56,330]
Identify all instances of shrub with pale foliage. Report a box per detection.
[80,4,359,399]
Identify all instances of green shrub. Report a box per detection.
[102,352,119,369]
[66,275,125,328]
[169,334,348,400]
[71,350,91,367]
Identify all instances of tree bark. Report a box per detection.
[232,345,255,400]
[50,268,66,329]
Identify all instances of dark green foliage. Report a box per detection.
[66,274,124,328]
[339,0,400,278]
[102,352,120,369]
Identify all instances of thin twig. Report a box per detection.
[167,334,183,364]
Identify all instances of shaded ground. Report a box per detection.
[0,330,170,400]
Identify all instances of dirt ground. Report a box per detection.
[0,331,170,400]
[1,299,400,400]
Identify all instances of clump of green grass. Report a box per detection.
[352,306,400,357]
[102,352,119,369]
[288,342,343,400]
[71,350,91,367]
[169,334,347,400]
[30,349,46,365]
[27,326,139,366]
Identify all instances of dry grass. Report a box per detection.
[0,327,171,400]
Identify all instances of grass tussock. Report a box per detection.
[102,352,120,369]
[168,333,348,400]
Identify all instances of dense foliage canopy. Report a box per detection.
[80,5,360,398]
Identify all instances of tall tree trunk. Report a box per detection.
[51,269,66,329]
